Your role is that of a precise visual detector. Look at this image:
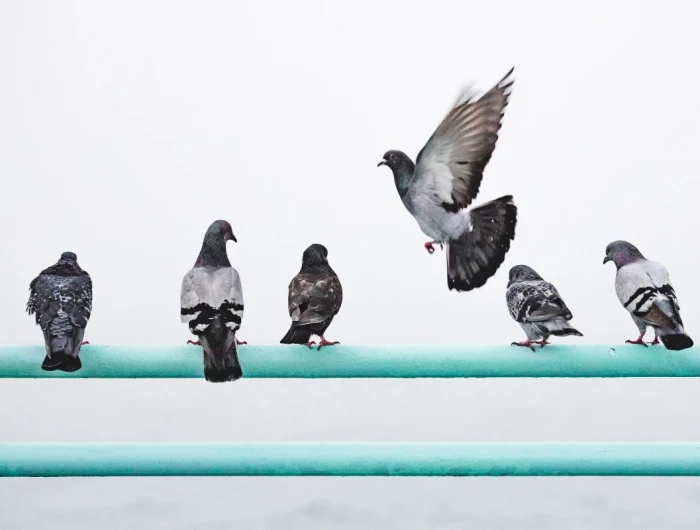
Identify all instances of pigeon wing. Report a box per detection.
[181,267,244,334]
[411,68,514,212]
[288,272,342,326]
[507,280,572,323]
[615,260,680,328]
[27,273,92,330]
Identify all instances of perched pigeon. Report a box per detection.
[281,244,343,349]
[506,265,583,350]
[604,240,693,350]
[180,220,246,382]
[26,252,92,372]
[378,68,517,292]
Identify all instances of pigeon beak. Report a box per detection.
[377,160,386,167]
[603,256,610,264]
[228,232,237,243]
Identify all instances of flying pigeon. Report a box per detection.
[378,68,517,292]
[604,240,693,350]
[506,265,583,351]
[280,244,343,348]
[180,220,246,382]
[26,251,92,372]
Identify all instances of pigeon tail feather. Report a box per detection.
[659,332,694,351]
[542,317,583,337]
[42,314,84,372]
[280,322,314,344]
[446,195,517,292]
[200,316,242,383]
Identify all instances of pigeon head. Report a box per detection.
[301,244,330,271]
[603,240,644,269]
[378,150,416,174]
[378,150,416,196]
[43,251,84,276]
[59,251,78,263]
[507,264,543,286]
[209,220,236,243]
[195,220,236,267]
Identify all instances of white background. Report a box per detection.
[1,1,699,528]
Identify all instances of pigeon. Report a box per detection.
[506,265,583,351]
[26,251,92,372]
[280,244,343,349]
[180,220,246,382]
[378,68,517,292]
[604,240,693,350]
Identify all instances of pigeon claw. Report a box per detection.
[318,337,340,350]
[187,339,202,346]
[236,338,247,346]
[648,335,661,346]
[625,337,648,347]
[535,339,550,348]
[423,241,445,254]
[306,340,316,349]
[511,340,535,352]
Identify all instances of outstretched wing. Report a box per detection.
[411,68,514,212]
[180,267,244,334]
[288,272,342,326]
[27,274,92,330]
[507,280,572,323]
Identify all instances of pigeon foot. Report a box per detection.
[305,341,316,348]
[535,339,550,348]
[625,336,648,347]
[648,335,660,345]
[511,340,535,352]
[187,339,201,346]
[318,337,340,349]
[236,338,247,346]
[80,341,90,346]
[424,241,444,254]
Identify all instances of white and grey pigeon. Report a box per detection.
[506,265,583,351]
[180,220,246,382]
[26,251,92,372]
[378,68,517,292]
[604,240,693,350]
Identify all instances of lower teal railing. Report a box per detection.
[1,443,700,477]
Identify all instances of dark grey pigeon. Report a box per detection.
[26,252,92,372]
[281,244,343,349]
[180,220,246,382]
[604,240,693,350]
[378,68,517,292]
[506,265,582,351]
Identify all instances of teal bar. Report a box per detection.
[2,443,700,477]
[0,344,699,378]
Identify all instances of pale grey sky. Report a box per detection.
[1,1,699,528]
[2,0,698,347]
